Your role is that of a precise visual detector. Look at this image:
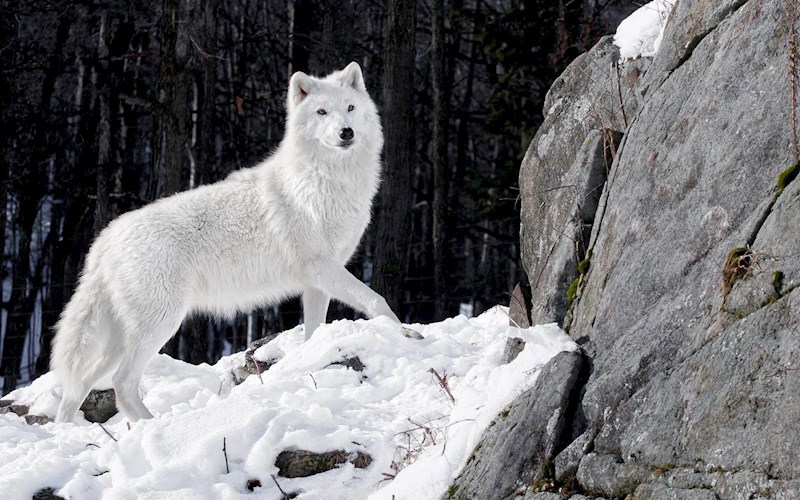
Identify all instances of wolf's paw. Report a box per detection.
[401,327,424,340]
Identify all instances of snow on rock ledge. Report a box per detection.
[614,0,676,61]
[0,307,576,500]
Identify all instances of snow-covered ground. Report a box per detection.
[0,308,576,500]
[614,0,676,61]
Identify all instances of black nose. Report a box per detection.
[339,127,354,141]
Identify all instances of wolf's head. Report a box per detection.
[285,62,383,156]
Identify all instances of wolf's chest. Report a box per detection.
[270,167,376,256]
[300,194,370,253]
[317,203,369,239]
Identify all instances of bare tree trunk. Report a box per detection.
[159,0,192,359]
[289,0,312,72]
[94,13,112,235]
[321,4,335,64]
[37,205,63,378]
[372,0,416,317]
[0,16,10,340]
[195,0,217,186]
[431,0,451,321]
[320,2,355,68]
[0,0,11,254]
[2,208,35,394]
[454,0,479,309]
[287,0,295,75]
[160,0,191,198]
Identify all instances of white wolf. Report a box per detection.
[52,62,418,423]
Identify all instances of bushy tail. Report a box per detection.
[51,265,115,422]
[51,272,103,383]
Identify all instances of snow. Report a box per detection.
[614,0,676,62]
[0,307,577,499]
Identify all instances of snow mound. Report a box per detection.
[614,0,676,62]
[0,307,577,499]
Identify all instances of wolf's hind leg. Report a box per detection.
[56,355,119,423]
[57,384,92,424]
[302,286,330,340]
[112,345,158,421]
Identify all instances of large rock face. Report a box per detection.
[519,35,647,326]
[453,0,800,498]
[570,0,799,482]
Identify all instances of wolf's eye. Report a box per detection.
[317,109,327,115]
[347,104,354,112]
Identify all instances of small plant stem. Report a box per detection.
[98,423,117,442]
[253,358,264,384]
[428,368,455,403]
[223,437,230,473]
[271,474,292,499]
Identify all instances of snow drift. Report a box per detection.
[0,308,576,499]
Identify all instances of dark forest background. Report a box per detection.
[0,0,636,394]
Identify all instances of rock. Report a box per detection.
[80,389,117,423]
[24,414,54,425]
[514,0,800,496]
[32,487,65,500]
[554,429,595,482]
[520,38,636,327]
[508,282,533,328]
[275,449,372,478]
[0,403,54,424]
[232,333,280,384]
[6,389,120,424]
[523,127,622,328]
[633,483,719,500]
[446,351,586,500]
[0,403,30,416]
[723,171,800,319]
[642,0,750,92]
[401,326,425,340]
[665,468,800,499]
[565,0,800,481]
[500,337,526,364]
[245,478,261,491]
[326,356,365,372]
[575,453,654,498]
[520,493,561,500]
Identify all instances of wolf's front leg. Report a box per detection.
[302,286,330,340]
[305,259,422,339]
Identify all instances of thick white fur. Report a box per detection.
[51,62,404,423]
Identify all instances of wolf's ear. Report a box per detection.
[289,71,314,107]
[340,62,366,93]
